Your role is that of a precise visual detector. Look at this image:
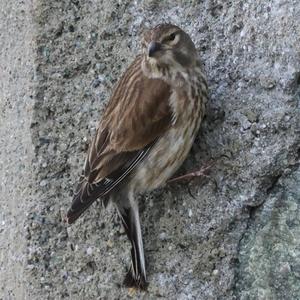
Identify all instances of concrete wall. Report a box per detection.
[1,0,299,299]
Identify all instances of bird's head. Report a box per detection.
[141,24,198,78]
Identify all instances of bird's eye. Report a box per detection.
[168,33,176,41]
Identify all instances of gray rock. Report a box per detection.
[0,0,299,299]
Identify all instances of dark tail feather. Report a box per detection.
[117,205,148,290]
[65,181,109,224]
[65,198,95,224]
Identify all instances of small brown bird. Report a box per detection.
[66,24,208,289]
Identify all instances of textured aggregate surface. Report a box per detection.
[0,0,299,299]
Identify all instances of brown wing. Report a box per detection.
[66,56,172,224]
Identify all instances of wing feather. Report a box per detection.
[66,56,172,224]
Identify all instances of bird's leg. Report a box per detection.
[167,162,213,184]
[116,198,148,291]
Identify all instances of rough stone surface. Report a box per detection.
[0,1,35,299]
[1,0,299,299]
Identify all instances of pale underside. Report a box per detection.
[130,89,204,193]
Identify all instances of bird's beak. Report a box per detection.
[148,41,162,57]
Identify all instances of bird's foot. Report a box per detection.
[167,162,213,184]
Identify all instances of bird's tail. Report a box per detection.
[117,203,148,290]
